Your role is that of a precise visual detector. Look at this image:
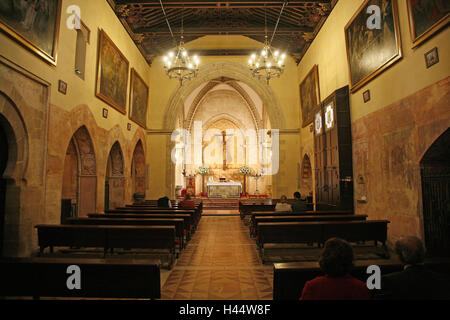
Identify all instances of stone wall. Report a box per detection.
[352,77,450,247]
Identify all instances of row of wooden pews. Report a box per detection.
[5,200,204,300]
[239,201,390,263]
[36,202,202,269]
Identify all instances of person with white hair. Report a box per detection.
[377,236,450,300]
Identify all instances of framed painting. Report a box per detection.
[299,65,320,128]
[96,29,129,114]
[0,0,62,65]
[407,0,450,48]
[345,0,402,93]
[129,68,149,129]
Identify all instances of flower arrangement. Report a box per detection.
[198,164,210,175]
[238,165,251,175]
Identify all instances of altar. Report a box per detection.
[207,181,242,198]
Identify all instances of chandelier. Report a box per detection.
[160,1,199,85]
[248,2,288,84]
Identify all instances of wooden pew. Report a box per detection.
[0,257,161,300]
[88,213,194,240]
[249,210,354,234]
[107,208,201,231]
[66,217,186,250]
[273,258,450,300]
[35,224,177,269]
[238,200,314,220]
[251,214,367,237]
[256,220,390,263]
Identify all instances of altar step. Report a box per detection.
[202,198,239,210]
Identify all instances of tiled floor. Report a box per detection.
[161,214,273,300]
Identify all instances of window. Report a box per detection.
[75,20,90,80]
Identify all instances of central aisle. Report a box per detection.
[161,215,273,300]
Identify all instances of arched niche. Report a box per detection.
[300,154,313,198]
[62,126,97,218]
[105,141,125,210]
[131,139,146,201]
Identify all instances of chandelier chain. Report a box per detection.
[270,0,288,46]
[159,0,177,46]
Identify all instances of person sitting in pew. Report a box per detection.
[157,196,172,208]
[275,195,292,212]
[291,192,307,212]
[300,238,371,300]
[179,194,196,209]
[376,236,450,300]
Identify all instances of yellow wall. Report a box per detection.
[297,0,450,130]
[0,0,151,138]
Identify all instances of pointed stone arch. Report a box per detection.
[131,139,146,200]
[62,125,97,218]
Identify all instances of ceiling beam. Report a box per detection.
[134,26,314,34]
[115,1,330,9]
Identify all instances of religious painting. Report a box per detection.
[96,29,129,114]
[299,65,320,128]
[345,0,402,93]
[129,68,149,128]
[407,0,449,48]
[0,0,62,65]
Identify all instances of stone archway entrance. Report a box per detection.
[420,128,450,257]
[0,123,7,256]
[105,142,125,210]
[163,61,284,197]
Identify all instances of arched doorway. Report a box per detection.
[300,154,313,201]
[420,128,450,257]
[131,140,146,201]
[0,123,7,255]
[105,142,125,210]
[61,126,97,219]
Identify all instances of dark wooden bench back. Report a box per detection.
[257,220,389,247]
[0,257,161,299]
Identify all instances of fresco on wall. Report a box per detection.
[0,0,61,65]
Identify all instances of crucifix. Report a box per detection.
[213,130,234,170]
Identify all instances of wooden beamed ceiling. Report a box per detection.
[109,0,337,65]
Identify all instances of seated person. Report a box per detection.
[291,191,308,212]
[300,237,371,300]
[157,196,172,208]
[376,236,450,300]
[275,195,292,212]
[179,194,196,208]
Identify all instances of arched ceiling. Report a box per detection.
[184,77,263,132]
[109,0,337,65]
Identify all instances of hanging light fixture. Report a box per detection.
[248,2,288,84]
[160,1,199,86]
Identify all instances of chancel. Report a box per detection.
[0,0,449,304]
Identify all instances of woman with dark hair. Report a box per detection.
[300,238,370,300]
